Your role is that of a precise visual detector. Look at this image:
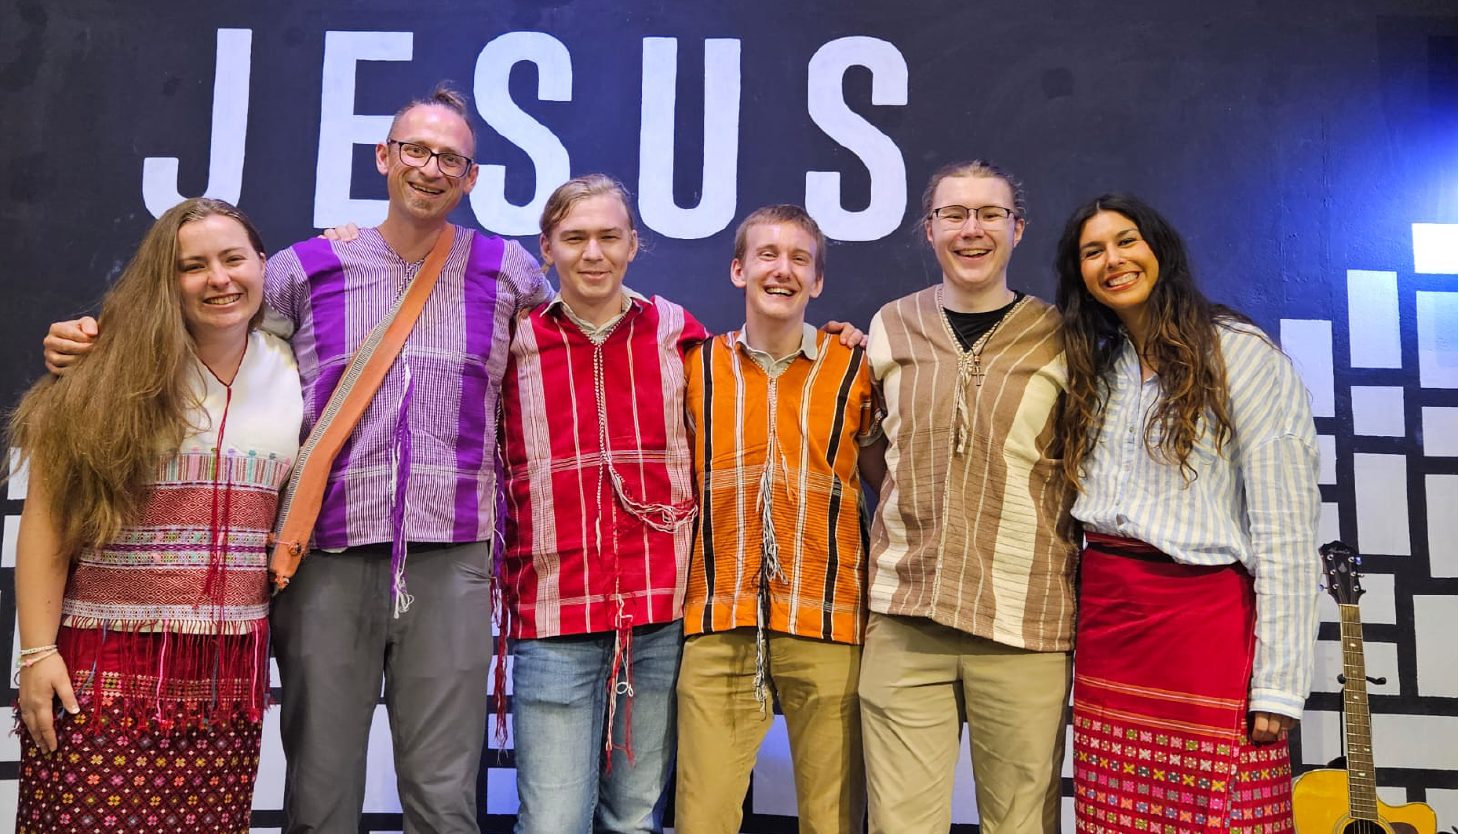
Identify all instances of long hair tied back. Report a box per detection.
[6,197,267,554]
[1053,193,1250,490]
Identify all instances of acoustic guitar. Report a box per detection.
[1291,541,1437,834]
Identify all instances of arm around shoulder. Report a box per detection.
[499,238,551,312]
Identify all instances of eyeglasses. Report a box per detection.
[930,205,1018,227]
[387,140,474,178]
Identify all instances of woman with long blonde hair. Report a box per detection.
[12,197,301,834]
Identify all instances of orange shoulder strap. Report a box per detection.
[267,224,458,591]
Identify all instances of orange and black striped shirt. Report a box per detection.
[683,328,879,644]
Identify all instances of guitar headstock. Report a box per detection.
[1320,540,1363,606]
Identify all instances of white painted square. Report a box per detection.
[1299,710,1458,772]
[1377,785,1409,807]
[248,829,281,834]
[0,780,17,834]
[1422,407,1458,457]
[1281,319,1335,417]
[1319,571,1395,625]
[2,515,19,569]
[1319,503,1341,547]
[1369,713,1458,770]
[7,448,27,500]
[1353,454,1412,556]
[1317,435,1337,485]
[254,709,286,809]
[951,725,980,824]
[1061,796,1076,834]
[751,715,798,816]
[1426,788,1458,834]
[1310,638,1400,695]
[362,703,402,813]
[488,654,515,695]
[1300,708,1343,766]
[1427,475,1458,578]
[487,711,515,749]
[1351,386,1406,437]
[1413,595,1458,698]
[1412,223,1459,274]
[1417,291,1458,389]
[1346,271,1402,369]
[269,656,280,689]
[486,756,520,815]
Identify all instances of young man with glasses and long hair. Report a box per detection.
[858,159,1077,834]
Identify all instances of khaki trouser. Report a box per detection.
[858,613,1071,834]
[675,628,866,834]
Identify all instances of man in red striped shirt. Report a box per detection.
[497,174,706,834]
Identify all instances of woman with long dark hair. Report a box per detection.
[1054,193,1320,834]
[12,198,301,834]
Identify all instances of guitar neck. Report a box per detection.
[1339,603,1380,820]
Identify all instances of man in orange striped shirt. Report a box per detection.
[676,205,883,834]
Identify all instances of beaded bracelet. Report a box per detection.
[15,648,59,669]
[18,644,57,657]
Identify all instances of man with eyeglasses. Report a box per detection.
[857,159,1075,834]
[42,84,551,834]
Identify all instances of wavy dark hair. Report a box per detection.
[1053,193,1251,488]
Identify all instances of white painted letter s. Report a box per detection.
[805,36,908,242]
[471,32,572,236]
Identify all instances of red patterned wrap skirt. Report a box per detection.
[15,625,268,834]
[1073,532,1295,834]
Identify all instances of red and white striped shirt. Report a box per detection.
[499,293,709,639]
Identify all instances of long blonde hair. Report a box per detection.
[7,198,268,554]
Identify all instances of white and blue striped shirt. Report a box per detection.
[1072,322,1322,718]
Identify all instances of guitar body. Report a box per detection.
[1293,769,1437,834]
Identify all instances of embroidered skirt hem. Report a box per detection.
[1072,533,1295,834]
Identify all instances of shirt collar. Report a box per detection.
[732,322,820,363]
[544,286,647,319]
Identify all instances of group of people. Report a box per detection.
[12,82,1321,834]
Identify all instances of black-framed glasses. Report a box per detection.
[930,204,1018,226]
[387,140,474,178]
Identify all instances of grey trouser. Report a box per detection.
[271,542,495,834]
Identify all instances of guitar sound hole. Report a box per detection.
[1341,821,1390,834]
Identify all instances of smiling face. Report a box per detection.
[925,174,1025,306]
[731,220,824,328]
[1078,210,1161,330]
[176,214,266,341]
[376,104,478,225]
[540,193,639,322]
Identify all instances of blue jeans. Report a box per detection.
[511,621,683,834]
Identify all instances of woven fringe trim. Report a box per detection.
[41,622,271,735]
[59,616,265,636]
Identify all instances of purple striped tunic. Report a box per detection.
[265,226,550,549]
